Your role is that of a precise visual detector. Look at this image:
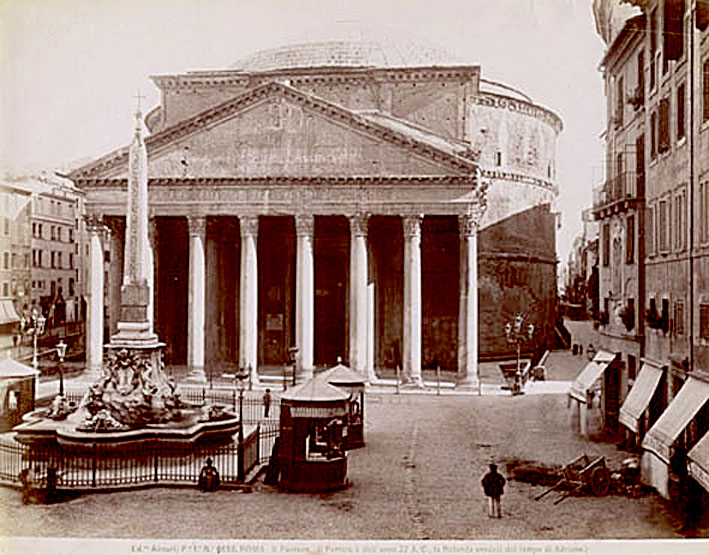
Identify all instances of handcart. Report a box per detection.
[534,454,611,504]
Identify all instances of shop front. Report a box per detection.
[619,359,665,447]
[642,377,709,499]
[568,350,617,437]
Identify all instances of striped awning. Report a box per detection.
[0,300,19,325]
[619,362,664,433]
[689,431,709,493]
[643,377,709,463]
[568,350,616,403]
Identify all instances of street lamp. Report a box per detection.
[288,346,299,388]
[30,308,47,370]
[55,340,67,396]
[236,368,247,482]
[505,313,535,394]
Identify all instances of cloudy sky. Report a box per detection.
[0,0,607,263]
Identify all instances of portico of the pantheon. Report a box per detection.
[69,34,562,388]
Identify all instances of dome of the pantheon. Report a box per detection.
[232,22,463,72]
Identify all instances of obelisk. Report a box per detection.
[105,105,164,367]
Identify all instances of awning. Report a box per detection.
[642,377,709,463]
[568,350,616,403]
[619,362,664,433]
[0,300,20,325]
[689,431,709,493]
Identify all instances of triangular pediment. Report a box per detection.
[70,82,475,181]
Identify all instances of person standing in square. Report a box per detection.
[481,463,506,518]
[263,388,272,418]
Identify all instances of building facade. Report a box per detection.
[0,181,30,357]
[593,0,709,506]
[69,38,562,386]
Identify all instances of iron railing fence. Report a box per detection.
[0,424,277,492]
[63,387,281,425]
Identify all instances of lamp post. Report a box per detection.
[30,308,47,370]
[236,366,248,482]
[288,346,299,387]
[504,313,535,395]
[55,340,67,396]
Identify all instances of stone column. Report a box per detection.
[239,216,260,386]
[349,214,369,379]
[402,215,424,387]
[187,216,207,383]
[295,214,315,383]
[85,216,107,377]
[457,214,480,390]
[148,216,157,330]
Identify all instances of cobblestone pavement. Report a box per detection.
[0,392,689,540]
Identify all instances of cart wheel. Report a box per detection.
[589,467,611,496]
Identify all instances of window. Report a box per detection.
[2,252,8,269]
[677,82,686,141]
[495,151,502,166]
[675,190,686,251]
[650,8,658,90]
[51,251,55,269]
[51,226,55,240]
[69,228,73,242]
[651,111,657,158]
[647,204,655,256]
[68,278,75,297]
[602,223,610,266]
[674,301,684,336]
[663,0,685,67]
[628,355,637,383]
[2,282,8,297]
[616,76,624,127]
[32,223,36,237]
[704,59,709,121]
[701,304,709,340]
[662,298,670,330]
[38,224,42,238]
[659,199,669,252]
[626,214,635,264]
[11,253,16,269]
[57,252,62,269]
[702,181,709,243]
[659,97,670,153]
[69,253,73,269]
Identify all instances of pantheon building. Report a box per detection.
[69,35,562,387]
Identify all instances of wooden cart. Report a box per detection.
[534,454,611,504]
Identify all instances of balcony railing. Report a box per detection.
[593,171,642,210]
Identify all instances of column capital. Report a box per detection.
[349,213,369,237]
[239,215,259,238]
[187,215,206,238]
[295,214,314,237]
[458,214,479,237]
[402,215,422,239]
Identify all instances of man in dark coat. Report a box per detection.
[198,458,220,492]
[481,463,506,518]
[263,389,272,418]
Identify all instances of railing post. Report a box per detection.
[154,443,159,482]
[92,442,97,488]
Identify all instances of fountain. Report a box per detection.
[14,105,238,450]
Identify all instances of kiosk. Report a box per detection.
[278,378,349,492]
[318,361,365,449]
[0,359,39,429]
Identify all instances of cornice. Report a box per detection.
[152,65,479,91]
[74,175,478,189]
[69,81,477,181]
[471,93,563,134]
[481,169,557,193]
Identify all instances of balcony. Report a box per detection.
[592,171,643,218]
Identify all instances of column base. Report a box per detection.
[82,366,104,383]
[455,378,481,392]
[295,367,314,385]
[400,377,425,389]
[185,368,208,384]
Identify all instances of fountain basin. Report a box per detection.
[14,407,241,449]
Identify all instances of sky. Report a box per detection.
[0,0,608,264]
